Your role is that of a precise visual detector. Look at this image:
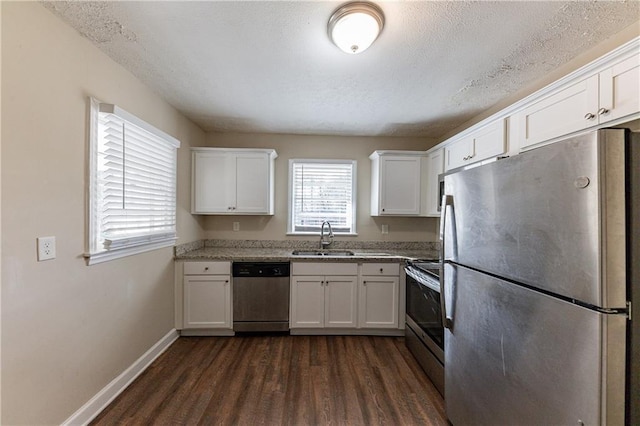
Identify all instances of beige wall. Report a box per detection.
[203,133,440,242]
[1,3,204,424]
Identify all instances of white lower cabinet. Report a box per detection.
[183,261,232,330]
[290,261,401,332]
[359,263,400,328]
[290,262,358,328]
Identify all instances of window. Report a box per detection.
[288,159,356,234]
[86,98,180,265]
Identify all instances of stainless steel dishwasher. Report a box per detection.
[232,262,290,332]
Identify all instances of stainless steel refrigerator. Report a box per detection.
[440,129,638,425]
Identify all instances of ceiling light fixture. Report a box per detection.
[328,2,384,55]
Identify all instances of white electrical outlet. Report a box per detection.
[381,224,389,234]
[37,236,56,261]
[233,222,240,232]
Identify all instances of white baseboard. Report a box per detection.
[62,328,180,426]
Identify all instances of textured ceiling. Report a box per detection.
[44,1,640,138]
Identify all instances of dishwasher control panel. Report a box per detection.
[232,262,291,278]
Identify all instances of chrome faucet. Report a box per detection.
[319,221,334,249]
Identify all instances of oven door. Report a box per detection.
[405,267,444,362]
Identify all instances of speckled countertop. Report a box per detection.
[175,239,439,263]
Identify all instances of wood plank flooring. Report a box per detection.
[91,335,447,426]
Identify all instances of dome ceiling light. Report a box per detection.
[328,2,385,54]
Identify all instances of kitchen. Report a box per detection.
[2,1,640,425]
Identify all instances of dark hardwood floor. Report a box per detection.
[91,335,447,425]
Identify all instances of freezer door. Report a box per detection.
[444,264,626,426]
[442,129,627,308]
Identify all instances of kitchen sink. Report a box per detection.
[291,250,355,257]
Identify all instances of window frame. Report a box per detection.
[85,98,181,265]
[287,158,357,236]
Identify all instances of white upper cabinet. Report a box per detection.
[425,148,444,217]
[429,38,638,164]
[598,54,640,123]
[444,119,507,171]
[191,148,277,215]
[370,151,426,216]
[515,75,599,149]
[516,53,640,150]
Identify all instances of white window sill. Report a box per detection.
[85,238,176,265]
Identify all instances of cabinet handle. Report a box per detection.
[584,112,596,120]
[598,107,610,115]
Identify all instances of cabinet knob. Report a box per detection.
[382,208,385,212]
[598,107,610,115]
[584,112,596,120]
[379,268,384,273]
[204,267,209,271]
[225,280,229,284]
[363,281,367,285]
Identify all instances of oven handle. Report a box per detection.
[404,267,440,293]
[439,194,454,329]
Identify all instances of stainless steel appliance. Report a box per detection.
[405,260,444,395]
[232,262,290,332]
[440,129,638,425]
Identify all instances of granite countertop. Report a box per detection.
[175,240,440,263]
[176,247,436,262]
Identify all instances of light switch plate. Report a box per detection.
[37,236,56,261]
[233,222,240,231]
[381,224,389,234]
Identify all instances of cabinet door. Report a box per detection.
[183,275,231,329]
[517,74,599,149]
[599,54,640,123]
[358,276,399,328]
[290,276,325,328]
[472,119,506,163]
[192,151,233,213]
[445,137,473,171]
[234,152,272,214]
[324,276,358,328]
[426,148,444,216]
[379,156,421,215]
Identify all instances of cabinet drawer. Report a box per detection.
[361,263,400,276]
[184,261,230,275]
[292,262,358,276]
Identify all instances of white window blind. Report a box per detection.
[289,160,356,234]
[87,99,180,264]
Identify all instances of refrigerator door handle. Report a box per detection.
[440,194,454,329]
